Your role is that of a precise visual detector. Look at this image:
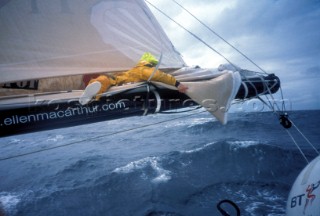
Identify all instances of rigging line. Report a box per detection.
[257,96,277,113]
[252,75,276,111]
[291,121,320,155]
[255,75,283,114]
[285,129,309,164]
[145,0,237,68]
[147,53,163,82]
[263,80,283,113]
[0,110,207,162]
[258,93,284,115]
[240,72,284,113]
[249,77,280,113]
[270,109,317,161]
[242,75,259,96]
[240,73,282,113]
[279,86,287,112]
[260,91,279,113]
[160,105,202,114]
[171,0,268,75]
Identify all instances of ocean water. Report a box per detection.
[0,110,319,216]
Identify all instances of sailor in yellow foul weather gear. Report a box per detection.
[80,53,188,105]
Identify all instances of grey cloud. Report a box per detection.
[305,66,320,77]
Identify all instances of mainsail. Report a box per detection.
[0,0,185,84]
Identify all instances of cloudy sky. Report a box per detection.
[147,0,320,111]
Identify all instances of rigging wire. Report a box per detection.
[146,0,288,115]
[235,73,319,160]
[170,0,268,75]
[285,129,309,164]
[145,0,237,68]
[291,121,320,155]
[269,109,320,163]
[170,0,291,125]
[147,0,289,116]
[0,109,207,162]
[147,1,320,163]
[147,53,163,82]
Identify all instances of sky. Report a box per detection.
[147,0,320,111]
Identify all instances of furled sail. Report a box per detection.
[0,0,185,84]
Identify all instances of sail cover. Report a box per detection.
[0,0,185,83]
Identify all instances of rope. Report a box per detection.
[147,53,163,82]
[171,0,268,75]
[0,110,207,162]
[238,72,282,114]
[285,129,309,164]
[272,111,319,162]
[262,80,283,112]
[241,77,319,161]
[143,83,151,116]
[160,105,202,114]
[291,121,320,155]
[145,0,237,68]
[217,199,241,216]
[147,0,288,116]
[147,0,286,115]
[148,0,285,113]
[279,86,287,112]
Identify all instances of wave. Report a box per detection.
[0,192,22,216]
[185,181,289,216]
[9,140,311,216]
[113,156,172,184]
[100,140,306,215]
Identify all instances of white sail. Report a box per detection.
[0,0,185,84]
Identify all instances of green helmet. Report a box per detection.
[140,52,159,66]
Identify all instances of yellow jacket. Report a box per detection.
[110,61,177,86]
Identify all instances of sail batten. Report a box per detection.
[0,0,185,84]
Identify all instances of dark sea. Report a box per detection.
[0,110,319,216]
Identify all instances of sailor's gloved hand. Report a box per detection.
[177,83,188,93]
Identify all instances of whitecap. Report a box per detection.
[46,134,64,142]
[0,192,20,215]
[8,139,22,144]
[149,159,171,183]
[181,142,216,154]
[227,140,260,151]
[187,117,214,128]
[112,156,156,174]
[113,156,171,184]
